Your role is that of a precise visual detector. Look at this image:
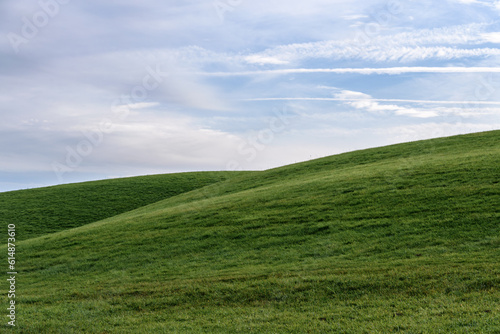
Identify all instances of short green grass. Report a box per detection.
[2,130,500,333]
[0,171,245,240]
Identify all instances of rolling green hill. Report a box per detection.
[0,171,247,240]
[3,130,500,333]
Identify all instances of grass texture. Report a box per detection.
[1,130,499,333]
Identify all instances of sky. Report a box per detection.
[1,0,500,192]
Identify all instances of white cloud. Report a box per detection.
[2,0,500,191]
[199,66,500,77]
[97,121,241,170]
[244,55,289,65]
[342,14,369,20]
[450,0,500,8]
[334,90,439,118]
[128,102,159,109]
[332,90,500,119]
[241,97,500,106]
[334,89,500,119]
[481,32,500,43]
[0,111,245,176]
[452,0,480,4]
[230,23,499,65]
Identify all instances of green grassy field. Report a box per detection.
[2,130,500,333]
[0,171,245,240]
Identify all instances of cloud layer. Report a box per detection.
[1,0,499,191]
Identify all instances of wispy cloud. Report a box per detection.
[244,55,290,65]
[241,97,500,105]
[450,0,500,9]
[244,90,500,119]
[233,23,500,64]
[481,32,500,43]
[333,90,440,118]
[1,0,500,192]
[198,67,500,76]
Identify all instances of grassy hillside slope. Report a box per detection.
[5,130,500,333]
[0,171,246,240]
